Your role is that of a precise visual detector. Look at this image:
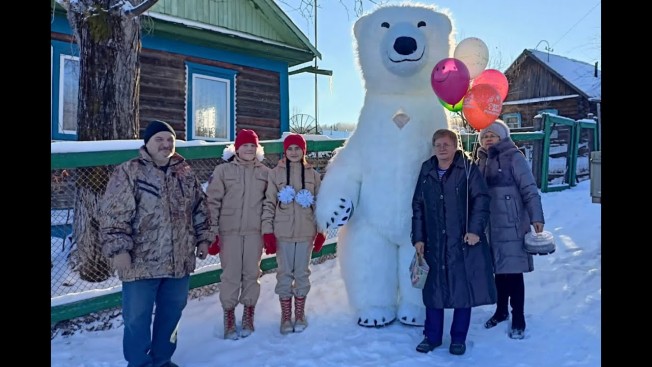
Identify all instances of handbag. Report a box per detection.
[409,252,429,289]
[524,230,556,255]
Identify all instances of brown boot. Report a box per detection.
[240,305,255,338]
[223,308,238,340]
[294,296,308,332]
[280,298,294,334]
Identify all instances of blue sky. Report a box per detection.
[277,0,602,127]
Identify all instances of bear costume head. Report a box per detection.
[353,4,455,94]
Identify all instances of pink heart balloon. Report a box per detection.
[430,58,470,105]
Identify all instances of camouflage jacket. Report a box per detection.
[100,147,211,282]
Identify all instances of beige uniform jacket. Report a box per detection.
[206,155,270,237]
[262,158,321,243]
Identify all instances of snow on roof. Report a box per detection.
[527,49,601,100]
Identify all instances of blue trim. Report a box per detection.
[279,68,289,133]
[51,14,72,34]
[186,62,238,141]
[502,112,522,128]
[51,40,79,141]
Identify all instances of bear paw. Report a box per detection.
[397,302,426,326]
[356,306,396,328]
[324,198,354,229]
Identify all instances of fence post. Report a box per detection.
[540,114,552,193]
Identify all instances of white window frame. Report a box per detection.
[58,54,80,136]
[186,62,237,142]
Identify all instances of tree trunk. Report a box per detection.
[64,0,157,282]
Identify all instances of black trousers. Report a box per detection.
[495,273,525,317]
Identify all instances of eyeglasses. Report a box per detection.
[433,143,454,149]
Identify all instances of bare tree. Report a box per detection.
[57,0,159,282]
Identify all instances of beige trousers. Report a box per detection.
[218,234,263,309]
[275,240,313,299]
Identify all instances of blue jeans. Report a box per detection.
[121,276,190,367]
[424,307,471,344]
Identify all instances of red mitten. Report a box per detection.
[313,233,326,253]
[263,233,277,255]
[208,235,221,255]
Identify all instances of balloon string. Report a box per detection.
[455,111,480,154]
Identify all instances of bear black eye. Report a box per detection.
[417,21,426,27]
[381,22,390,28]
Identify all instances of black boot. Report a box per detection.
[485,274,509,329]
[416,337,442,353]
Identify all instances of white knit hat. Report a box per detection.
[479,119,510,140]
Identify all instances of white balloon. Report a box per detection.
[454,37,489,79]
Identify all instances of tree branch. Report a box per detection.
[124,0,159,18]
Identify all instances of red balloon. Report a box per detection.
[462,84,503,130]
[430,58,470,105]
[471,69,509,102]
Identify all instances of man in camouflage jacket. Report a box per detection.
[99,120,211,367]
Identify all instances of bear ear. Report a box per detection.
[432,11,453,36]
[353,13,370,40]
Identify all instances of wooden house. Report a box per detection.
[501,49,601,130]
[500,49,601,188]
[50,0,320,142]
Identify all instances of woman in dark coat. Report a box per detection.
[476,119,545,340]
[411,129,496,356]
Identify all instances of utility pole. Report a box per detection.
[314,0,318,134]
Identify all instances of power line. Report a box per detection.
[551,1,600,48]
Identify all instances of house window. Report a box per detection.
[502,112,521,129]
[538,108,558,115]
[186,62,237,141]
[60,55,80,134]
[51,41,80,140]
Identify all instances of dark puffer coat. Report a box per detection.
[476,137,545,274]
[411,151,496,309]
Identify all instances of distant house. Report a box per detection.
[50,0,320,142]
[501,49,601,130]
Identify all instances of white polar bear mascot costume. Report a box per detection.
[315,4,454,327]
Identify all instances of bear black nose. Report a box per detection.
[393,37,417,55]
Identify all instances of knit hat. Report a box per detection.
[234,129,259,150]
[143,120,176,144]
[283,133,307,153]
[479,119,510,141]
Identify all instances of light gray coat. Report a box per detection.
[476,138,545,274]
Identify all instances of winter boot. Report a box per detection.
[485,312,509,329]
[294,296,308,332]
[240,305,255,338]
[449,342,467,355]
[509,312,526,339]
[485,275,510,329]
[280,298,294,334]
[223,308,238,340]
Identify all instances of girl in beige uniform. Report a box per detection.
[205,129,270,340]
[262,133,326,334]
